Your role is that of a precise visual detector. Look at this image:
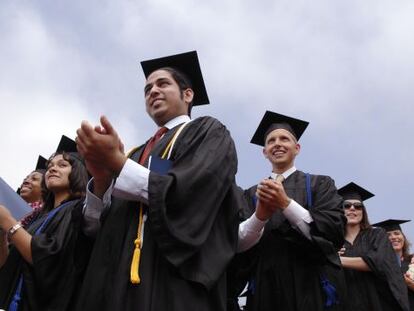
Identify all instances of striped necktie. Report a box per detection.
[275,174,285,183]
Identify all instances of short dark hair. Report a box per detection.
[159,67,194,115]
[42,152,88,212]
[17,169,48,202]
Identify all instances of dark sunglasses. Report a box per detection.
[343,202,364,210]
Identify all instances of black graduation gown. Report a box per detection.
[402,256,414,311]
[230,171,346,311]
[0,198,92,311]
[342,228,409,311]
[75,116,240,311]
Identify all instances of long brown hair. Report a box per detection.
[359,205,372,231]
[401,231,412,261]
[42,152,88,212]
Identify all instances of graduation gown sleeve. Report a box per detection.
[401,257,414,310]
[359,228,410,311]
[23,199,92,310]
[307,175,346,263]
[227,172,347,311]
[262,173,345,265]
[148,116,240,289]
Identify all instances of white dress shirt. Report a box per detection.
[237,166,314,252]
[83,115,191,236]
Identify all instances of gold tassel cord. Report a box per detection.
[161,137,175,159]
[129,122,187,284]
[130,205,144,284]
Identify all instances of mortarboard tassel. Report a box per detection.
[129,123,186,284]
[130,205,144,284]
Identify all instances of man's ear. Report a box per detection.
[262,147,268,159]
[295,143,301,155]
[183,88,194,105]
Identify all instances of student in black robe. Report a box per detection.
[338,183,409,311]
[373,219,414,310]
[229,111,346,311]
[18,156,48,228]
[75,51,240,311]
[0,139,91,311]
[17,155,47,205]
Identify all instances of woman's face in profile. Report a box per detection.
[19,171,43,203]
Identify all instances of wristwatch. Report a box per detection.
[7,222,23,242]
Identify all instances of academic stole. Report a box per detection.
[129,122,188,284]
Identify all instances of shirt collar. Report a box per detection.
[163,115,191,130]
[271,166,297,180]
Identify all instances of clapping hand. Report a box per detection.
[255,179,291,221]
[76,116,126,179]
[404,273,414,291]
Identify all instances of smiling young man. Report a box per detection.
[75,51,240,311]
[231,111,346,311]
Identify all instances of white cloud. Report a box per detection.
[1,0,414,239]
[0,5,91,188]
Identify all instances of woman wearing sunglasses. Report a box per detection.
[374,219,414,310]
[338,182,409,311]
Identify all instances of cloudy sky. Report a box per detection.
[1,0,414,241]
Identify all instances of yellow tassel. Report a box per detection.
[130,238,141,284]
[130,206,144,284]
[129,125,185,284]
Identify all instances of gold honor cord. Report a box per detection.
[130,205,144,284]
[130,122,188,284]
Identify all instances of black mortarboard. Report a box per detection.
[35,155,47,170]
[52,135,90,177]
[53,135,87,166]
[373,219,410,232]
[250,111,309,146]
[56,135,77,153]
[140,50,209,106]
[337,182,374,202]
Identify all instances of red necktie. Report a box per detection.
[139,127,168,165]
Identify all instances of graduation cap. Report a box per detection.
[141,50,209,106]
[56,135,77,153]
[373,219,411,232]
[52,135,91,179]
[337,182,374,202]
[250,111,309,146]
[35,155,47,171]
[52,135,86,166]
